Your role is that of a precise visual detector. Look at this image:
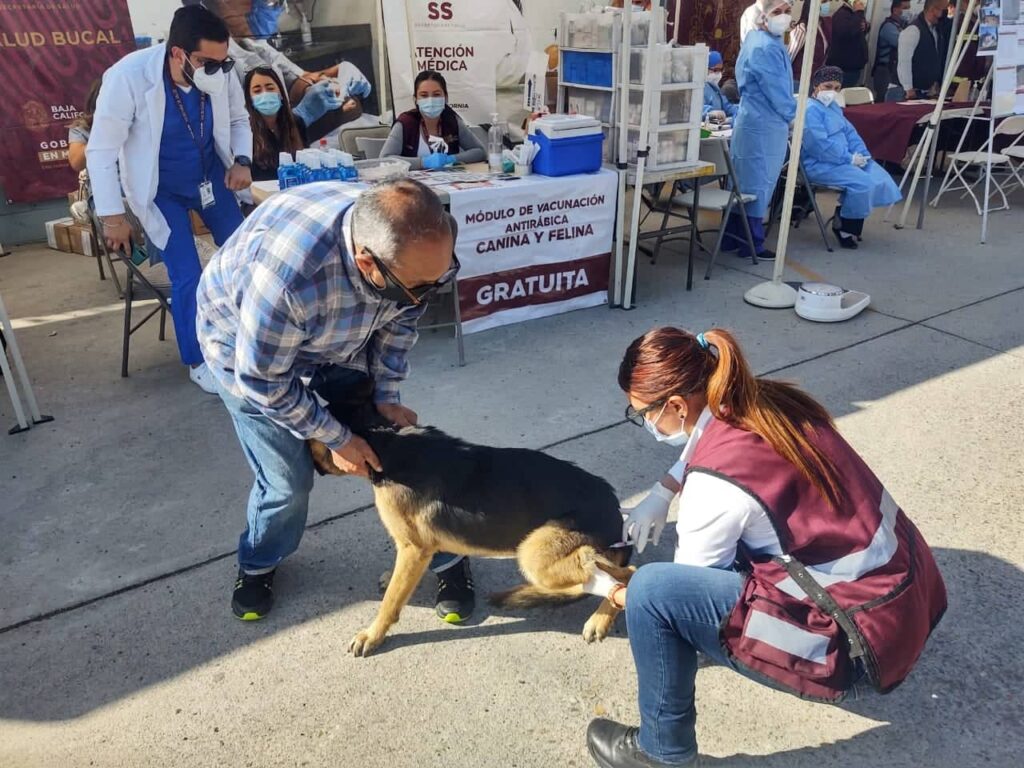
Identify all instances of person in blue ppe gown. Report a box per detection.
[723,0,797,261]
[87,6,251,393]
[801,66,902,249]
[702,51,738,123]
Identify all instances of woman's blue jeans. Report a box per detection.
[626,562,744,765]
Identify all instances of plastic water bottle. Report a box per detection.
[321,150,340,181]
[487,112,506,173]
[339,151,358,181]
[277,151,301,189]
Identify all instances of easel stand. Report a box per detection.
[891,0,980,230]
[928,67,1004,241]
[0,291,54,434]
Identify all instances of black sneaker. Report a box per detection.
[755,249,777,261]
[232,568,275,621]
[435,558,475,624]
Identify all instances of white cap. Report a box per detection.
[279,151,293,166]
[339,151,354,167]
[306,152,321,169]
[322,151,337,168]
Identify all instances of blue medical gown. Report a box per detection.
[703,82,738,120]
[800,99,902,220]
[731,30,796,219]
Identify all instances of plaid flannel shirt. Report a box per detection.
[196,184,426,450]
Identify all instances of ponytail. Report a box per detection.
[620,327,844,508]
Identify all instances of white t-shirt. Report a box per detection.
[666,408,783,569]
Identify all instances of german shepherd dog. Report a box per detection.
[308,375,634,657]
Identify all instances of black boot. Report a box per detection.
[586,719,698,768]
[831,208,859,250]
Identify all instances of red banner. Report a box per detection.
[0,0,135,204]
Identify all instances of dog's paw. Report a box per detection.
[582,614,613,644]
[348,628,385,657]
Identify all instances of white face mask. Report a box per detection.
[817,90,839,107]
[643,403,690,447]
[184,56,226,96]
[767,13,792,37]
[707,72,723,86]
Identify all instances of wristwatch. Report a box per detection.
[234,155,251,167]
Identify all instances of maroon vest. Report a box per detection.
[395,108,462,158]
[686,418,947,702]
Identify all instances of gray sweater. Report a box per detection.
[380,116,487,170]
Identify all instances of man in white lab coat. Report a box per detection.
[87,5,252,392]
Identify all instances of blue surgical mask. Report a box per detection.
[247,0,285,38]
[820,2,832,15]
[417,97,446,119]
[643,403,690,447]
[252,92,282,116]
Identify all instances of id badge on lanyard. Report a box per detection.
[171,80,216,209]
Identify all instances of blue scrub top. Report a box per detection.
[159,74,218,199]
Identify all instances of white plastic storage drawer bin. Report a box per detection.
[565,87,613,123]
[627,89,693,127]
[629,45,696,85]
[562,12,618,49]
[626,129,692,169]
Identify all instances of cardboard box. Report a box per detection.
[45,217,74,251]
[190,210,209,236]
[545,72,559,114]
[68,223,97,257]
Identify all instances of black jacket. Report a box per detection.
[827,5,869,70]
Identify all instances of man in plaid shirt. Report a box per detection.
[197,178,474,622]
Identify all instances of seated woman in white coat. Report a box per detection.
[801,66,902,249]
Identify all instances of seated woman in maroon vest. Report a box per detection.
[584,326,946,768]
[379,70,486,170]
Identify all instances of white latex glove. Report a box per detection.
[621,483,675,554]
[851,152,869,168]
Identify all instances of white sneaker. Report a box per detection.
[189,363,218,395]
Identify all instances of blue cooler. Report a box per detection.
[529,115,604,177]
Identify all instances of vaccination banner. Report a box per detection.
[382,0,534,125]
[448,169,617,334]
[0,0,135,204]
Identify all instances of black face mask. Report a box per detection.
[359,248,460,309]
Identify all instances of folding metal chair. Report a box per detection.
[418,212,465,366]
[767,152,835,253]
[840,87,874,106]
[669,137,759,280]
[338,125,390,158]
[930,115,1024,214]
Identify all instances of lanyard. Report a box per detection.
[169,71,209,181]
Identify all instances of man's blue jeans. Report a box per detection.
[216,373,461,575]
[626,562,744,765]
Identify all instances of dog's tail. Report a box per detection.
[488,584,587,609]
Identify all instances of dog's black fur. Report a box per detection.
[319,376,625,554]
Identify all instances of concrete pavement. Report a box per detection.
[1,188,1022,767]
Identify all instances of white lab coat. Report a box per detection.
[86,43,253,250]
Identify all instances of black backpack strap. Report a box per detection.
[773,554,868,663]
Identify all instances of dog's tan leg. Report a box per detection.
[349,543,432,657]
[581,563,636,644]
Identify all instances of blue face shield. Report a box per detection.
[247,0,286,38]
